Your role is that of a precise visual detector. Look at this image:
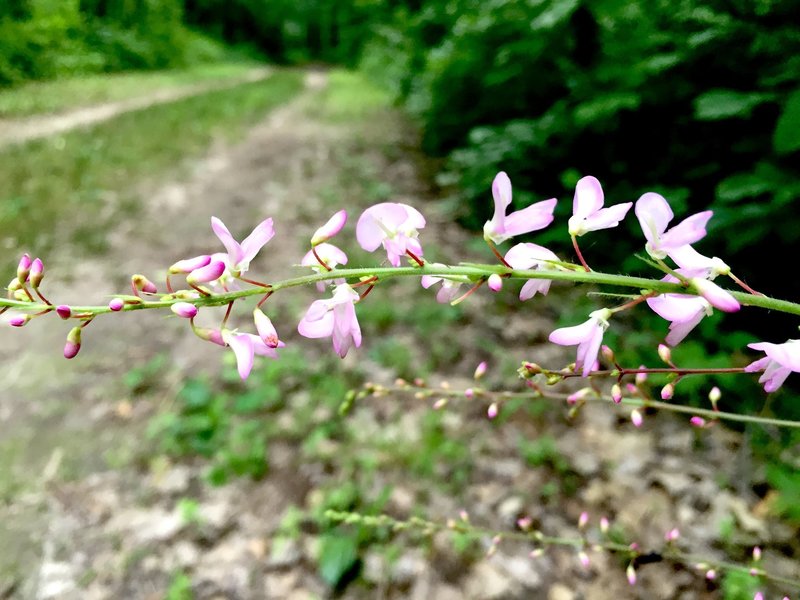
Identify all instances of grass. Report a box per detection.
[0,62,264,118]
[0,70,304,264]
[315,70,391,122]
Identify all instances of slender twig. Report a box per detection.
[571,235,591,272]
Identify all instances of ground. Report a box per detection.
[0,69,795,599]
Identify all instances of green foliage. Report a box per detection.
[165,570,193,600]
[721,568,759,600]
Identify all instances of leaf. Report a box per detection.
[317,533,359,588]
[773,89,800,154]
[693,89,773,120]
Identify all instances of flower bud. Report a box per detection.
[487,402,499,419]
[708,386,721,406]
[474,361,487,380]
[691,278,740,313]
[601,345,615,364]
[600,517,609,533]
[194,326,225,346]
[464,388,474,399]
[108,298,124,311]
[690,416,706,427]
[578,551,590,569]
[254,308,280,348]
[29,258,44,288]
[132,274,157,294]
[657,344,672,364]
[17,253,31,284]
[56,305,72,319]
[752,546,761,561]
[8,314,31,327]
[578,511,589,529]
[705,569,716,580]
[432,398,448,410]
[311,209,347,246]
[170,302,198,319]
[13,289,30,302]
[169,255,212,274]
[635,367,647,386]
[7,277,22,296]
[487,274,503,292]
[665,528,680,542]
[661,383,674,400]
[517,516,532,531]
[626,563,637,586]
[611,383,622,404]
[631,409,643,427]
[64,326,81,359]
[186,260,225,285]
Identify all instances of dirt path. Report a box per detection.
[0,67,271,148]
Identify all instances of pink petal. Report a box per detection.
[503,198,557,237]
[491,171,513,221]
[311,210,348,246]
[519,279,551,300]
[420,275,442,289]
[635,193,673,245]
[573,176,604,218]
[576,326,604,376]
[170,255,212,274]
[691,278,740,312]
[187,260,226,284]
[504,242,558,269]
[254,308,280,347]
[647,294,708,322]
[239,218,275,267]
[211,217,244,266]
[356,203,408,251]
[298,310,334,338]
[227,333,255,380]
[744,355,771,373]
[399,204,426,231]
[660,211,713,250]
[582,202,632,231]
[549,320,595,346]
[665,310,706,346]
[249,334,280,358]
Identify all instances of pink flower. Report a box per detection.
[301,243,348,292]
[487,274,503,292]
[186,260,226,285]
[567,176,632,237]
[421,266,465,304]
[311,210,347,246]
[504,243,559,300]
[647,290,711,347]
[635,193,712,260]
[211,216,275,274]
[746,339,800,392]
[356,203,425,266]
[108,298,124,312]
[691,277,739,312]
[170,302,198,319]
[297,283,362,358]
[668,245,729,275]
[549,308,612,377]
[169,255,212,274]
[483,172,556,245]
[222,330,281,380]
[253,308,284,348]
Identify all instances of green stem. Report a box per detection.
[2,263,800,317]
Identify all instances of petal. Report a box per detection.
[581,202,633,232]
[311,210,347,246]
[503,198,558,237]
[519,279,551,301]
[420,275,442,289]
[647,294,708,322]
[635,193,673,245]
[250,334,279,358]
[211,217,244,266]
[760,340,800,372]
[398,203,426,231]
[577,325,604,376]
[668,245,715,272]
[356,203,408,251]
[491,171,513,221]
[549,319,595,346]
[665,310,705,346]
[660,211,713,250]
[504,242,559,269]
[187,260,226,284]
[298,310,334,338]
[691,278,740,313]
[227,333,255,380]
[253,309,280,347]
[761,364,791,392]
[239,217,275,265]
[745,356,771,373]
[304,299,330,322]
[573,176,604,218]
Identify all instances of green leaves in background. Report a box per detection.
[773,89,800,155]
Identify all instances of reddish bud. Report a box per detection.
[626,563,637,586]
[631,409,643,428]
[487,402,498,419]
[601,344,615,364]
[474,361,487,380]
[8,314,31,327]
[194,326,225,346]
[611,383,622,404]
[690,416,706,428]
[17,253,31,284]
[56,305,72,319]
[132,274,157,294]
[170,302,198,319]
[108,298,124,312]
[657,343,672,364]
[64,326,81,359]
[169,255,212,274]
[29,258,44,288]
[311,210,348,246]
[635,367,647,386]
[661,383,674,400]
[186,260,225,285]
[487,274,503,292]
[578,511,589,529]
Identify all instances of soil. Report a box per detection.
[0,70,796,599]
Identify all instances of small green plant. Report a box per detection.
[165,570,193,600]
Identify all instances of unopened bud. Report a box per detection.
[8,314,31,327]
[661,383,674,400]
[635,367,647,386]
[567,387,591,405]
[611,383,622,404]
[186,260,226,285]
[464,388,474,399]
[657,344,672,364]
[131,274,157,294]
[601,345,615,364]
[432,398,448,410]
[108,298,124,311]
[487,273,503,292]
[578,511,589,529]
[13,289,29,301]
[170,302,198,319]
[709,386,721,407]
[29,258,44,288]
[169,255,212,274]
[578,551,590,569]
[600,517,609,533]
[311,209,347,246]
[626,563,637,586]
[194,327,225,346]
[690,416,706,428]
[705,569,716,580]
[691,277,740,313]
[474,361,488,380]
[64,326,81,359]
[665,528,680,542]
[56,305,72,319]
[752,546,761,561]
[17,253,31,284]
[253,308,281,348]
[631,409,643,428]
[487,402,498,419]
[517,516,533,531]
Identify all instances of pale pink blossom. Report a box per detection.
[647,273,714,346]
[487,274,503,292]
[356,203,425,266]
[108,298,124,312]
[746,339,800,392]
[170,302,198,319]
[483,172,556,245]
[211,216,275,274]
[421,266,465,304]
[504,243,560,300]
[568,176,632,237]
[549,309,611,377]
[311,210,347,246]
[169,255,212,274]
[186,260,226,285]
[631,409,643,427]
[297,283,362,358]
[635,193,712,260]
[222,330,280,380]
[253,308,284,348]
[668,245,729,276]
[691,277,740,312]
